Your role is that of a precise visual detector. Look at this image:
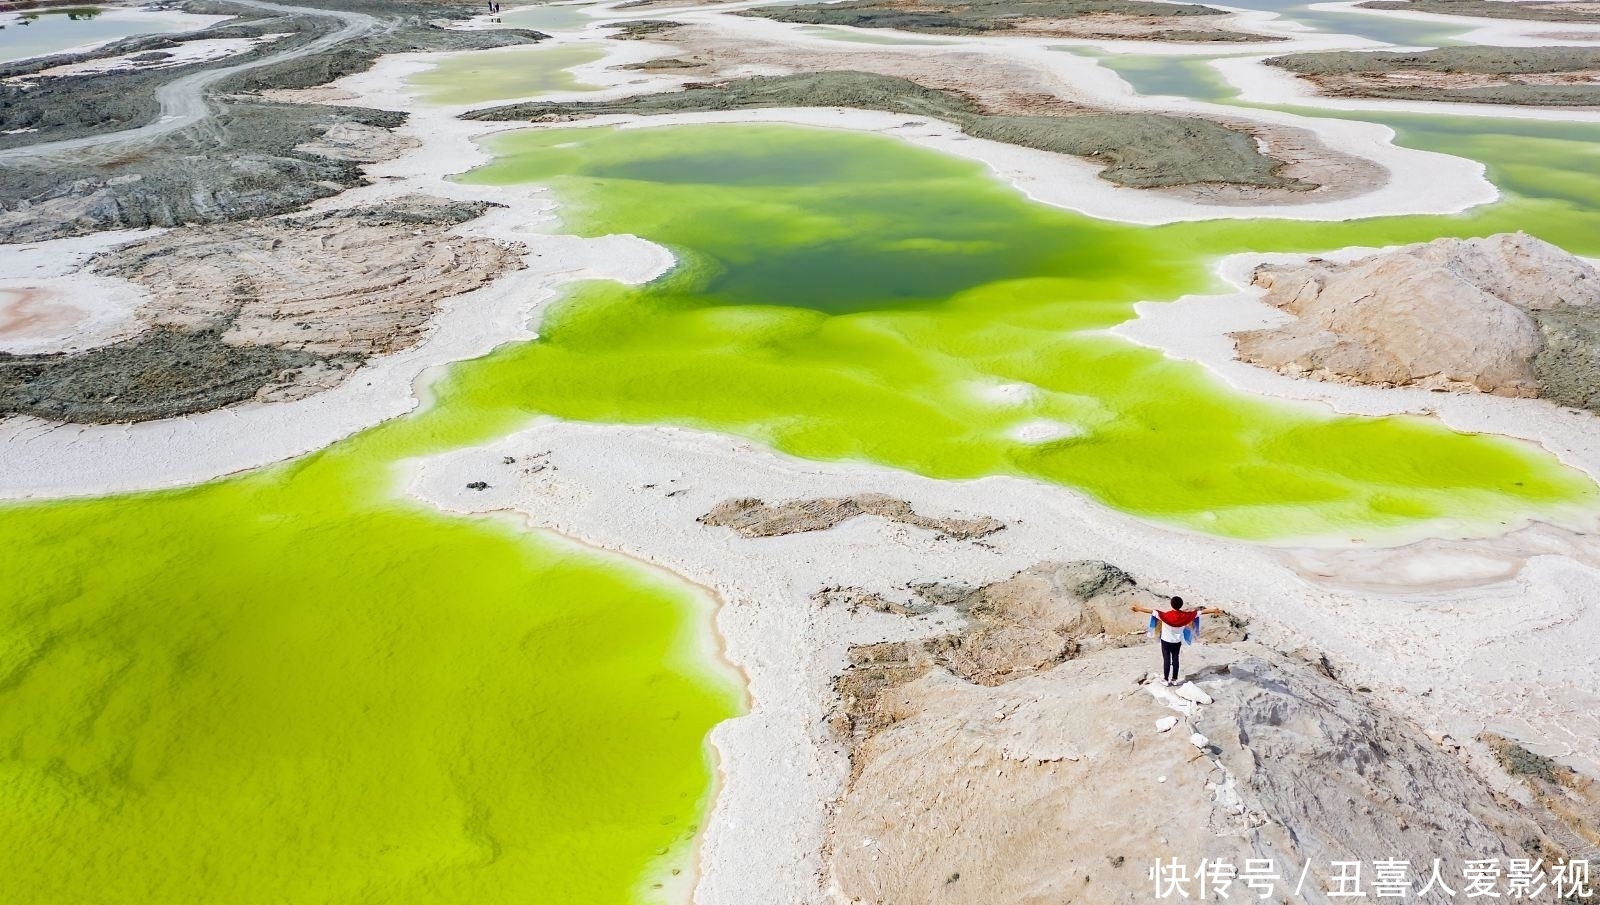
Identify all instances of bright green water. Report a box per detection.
[457,122,1598,542]
[410,44,603,104]
[0,375,740,903]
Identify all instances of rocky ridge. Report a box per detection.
[816,559,1582,904]
[1233,232,1600,410]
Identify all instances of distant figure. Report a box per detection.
[1130,596,1225,687]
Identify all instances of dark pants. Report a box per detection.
[1160,640,1182,682]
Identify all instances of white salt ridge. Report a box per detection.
[5,36,286,84]
[973,381,1041,406]
[1006,419,1085,444]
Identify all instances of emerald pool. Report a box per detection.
[0,397,740,903]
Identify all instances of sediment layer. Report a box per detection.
[1232,232,1600,410]
[0,196,522,422]
[823,560,1568,904]
[743,0,1280,42]
[1357,0,1600,25]
[0,0,545,241]
[1267,46,1600,107]
[467,71,1305,190]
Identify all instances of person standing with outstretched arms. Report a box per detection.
[1130,596,1225,687]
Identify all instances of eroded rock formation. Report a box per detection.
[1233,232,1600,409]
[700,493,1005,540]
[0,196,523,423]
[822,560,1572,905]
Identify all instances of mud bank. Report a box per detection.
[1268,45,1600,106]
[467,70,1305,190]
[1233,233,1600,411]
[0,196,522,423]
[744,0,1280,42]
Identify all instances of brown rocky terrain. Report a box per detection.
[700,493,1005,540]
[821,560,1576,904]
[1233,232,1600,410]
[0,195,523,422]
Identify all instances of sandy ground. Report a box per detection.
[5,2,1600,902]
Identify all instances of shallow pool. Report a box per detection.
[0,6,222,64]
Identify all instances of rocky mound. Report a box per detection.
[822,560,1571,904]
[0,196,522,423]
[1233,232,1600,410]
[700,493,1004,540]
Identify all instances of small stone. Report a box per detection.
[501,456,515,465]
[1155,716,1179,733]
[1157,775,1167,784]
[1176,682,1213,705]
[1189,732,1210,749]
[466,481,488,490]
